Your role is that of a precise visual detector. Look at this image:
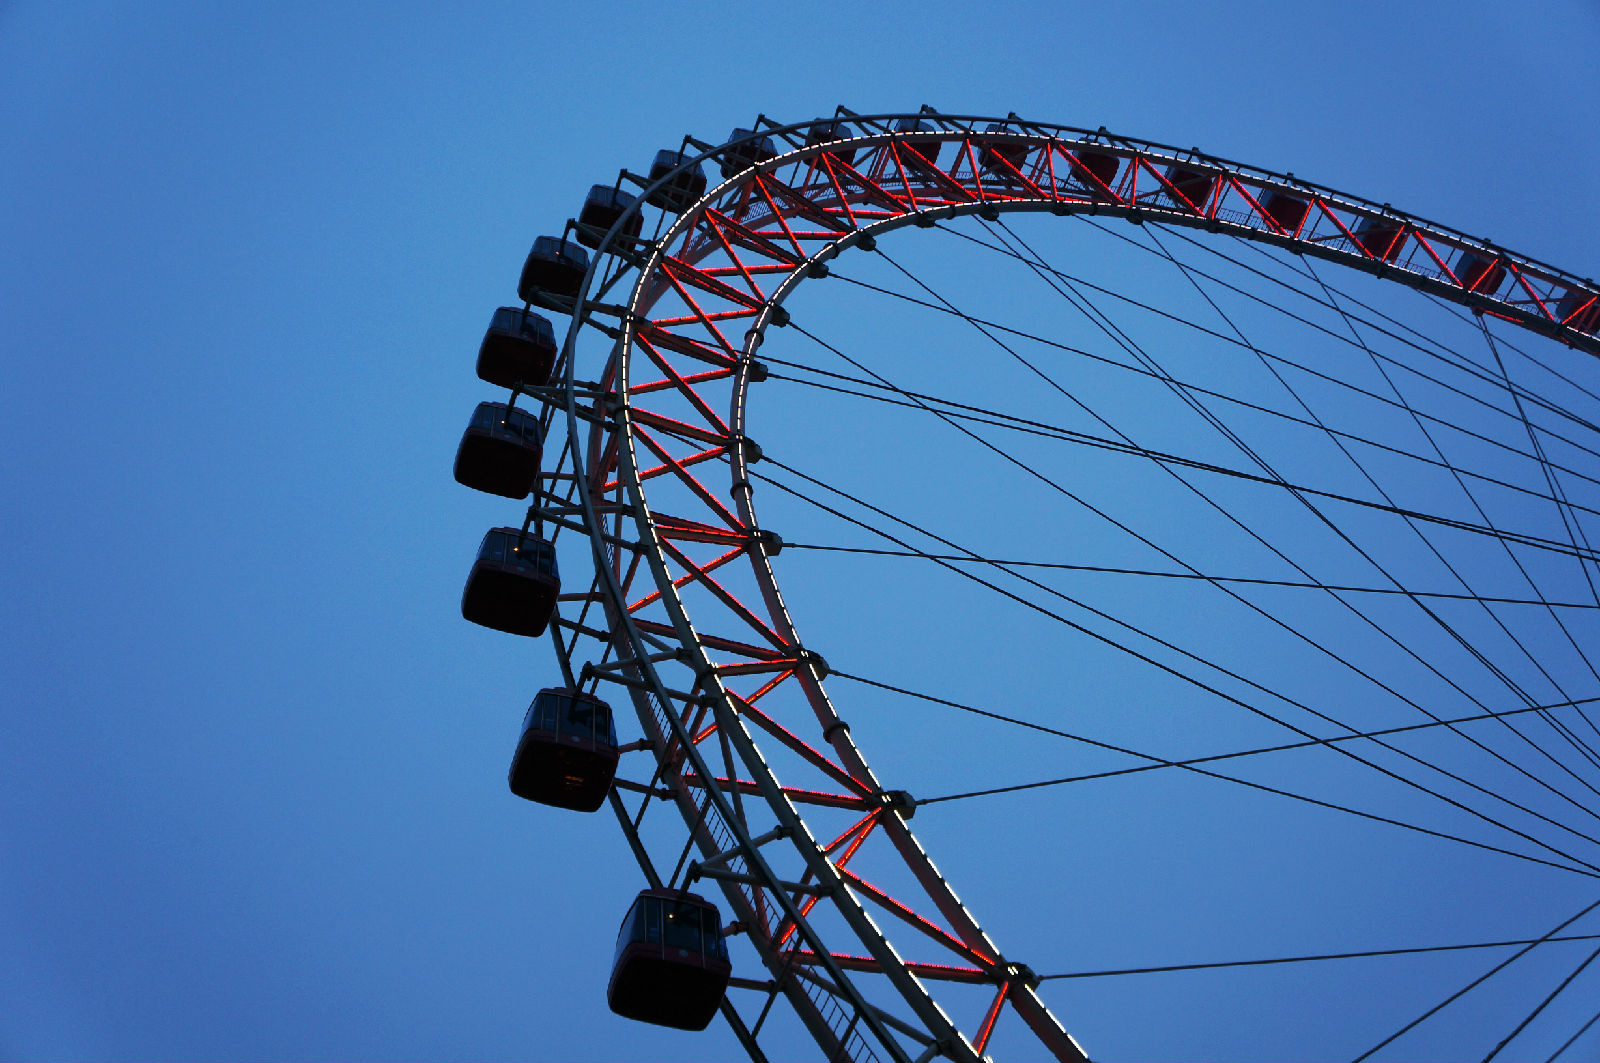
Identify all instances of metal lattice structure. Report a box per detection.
[488,108,1600,1062]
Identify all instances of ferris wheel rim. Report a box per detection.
[546,110,1600,1062]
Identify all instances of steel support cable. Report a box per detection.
[761,359,1600,546]
[963,224,1600,485]
[1170,217,1600,418]
[1353,894,1600,1063]
[1481,940,1600,1062]
[828,271,1600,493]
[761,349,1600,510]
[763,336,1600,509]
[1135,223,1600,780]
[984,216,1600,803]
[1069,215,1600,444]
[1547,1006,1600,1061]
[907,221,1600,818]
[1294,255,1600,734]
[1301,253,1600,695]
[782,542,1599,609]
[1297,260,1600,766]
[782,303,1600,842]
[1031,933,1600,981]
[749,456,1600,875]
[1481,316,1600,658]
[834,665,1600,809]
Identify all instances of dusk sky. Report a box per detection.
[5,3,1600,1061]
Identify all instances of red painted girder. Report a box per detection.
[964,139,1049,200]
[650,308,759,326]
[630,426,748,532]
[715,656,817,678]
[753,171,856,234]
[743,177,814,259]
[792,951,990,984]
[681,773,870,810]
[636,324,737,370]
[604,442,725,493]
[692,262,792,277]
[973,983,1010,1055]
[1137,155,1211,215]
[627,366,734,397]
[731,694,874,797]
[656,536,789,650]
[703,207,803,265]
[895,138,983,204]
[631,619,786,662]
[654,513,756,545]
[845,145,922,214]
[628,408,734,449]
[634,336,732,437]
[1047,143,1123,203]
[628,544,744,614]
[662,255,767,310]
[836,865,997,968]
[1222,176,1288,235]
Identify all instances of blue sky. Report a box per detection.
[4,3,1600,1060]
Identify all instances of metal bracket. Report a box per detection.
[696,824,792,872]
[689,863,832,897]
[587,647,684,673]
[878,789,917,820]
[751,529,783,557]
[583,667,701,706]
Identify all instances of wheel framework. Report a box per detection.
[521,109,1600,1062]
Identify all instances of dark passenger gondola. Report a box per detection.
[508,687,619,812]
[575,185,642,250]
[1455,252,1506,294]
[1559,289,1600,335]
[1067,148,1120,196]
[1163,165,1215,213]
[477,307,557,389]
[518,236,588,303]
[893,117,938,164]
[978,122,1027,174]
[1354,217,1407,262]
[1261,190,1309,234]
[645,150,707,213]
[805,119,854,165]
[453,402,543,499]
[461,527,560,637]
[721,128,777,178]
[608,890,731,1030]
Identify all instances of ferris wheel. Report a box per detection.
[453,108,1600,1061]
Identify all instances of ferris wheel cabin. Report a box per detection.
[460,527,560,637]
[453,401,544,499]
[1261,189,1310,234]
[477,307,557,390]
[1558,289,1600,335]
[1066,148,1120,197]
[1354,216,1408,262]
[978,123,1027,174]
[518,236,588,303]
[720,128,777,178]
[608,889,732,1030]
[508,687,619,812]
[645,150,707,213]
[1162,164,1217,213]
[805,119,855,165]
[576,185,642,250]
[893,116,938,164]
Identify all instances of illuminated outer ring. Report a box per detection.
[552,112,1600,1063]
